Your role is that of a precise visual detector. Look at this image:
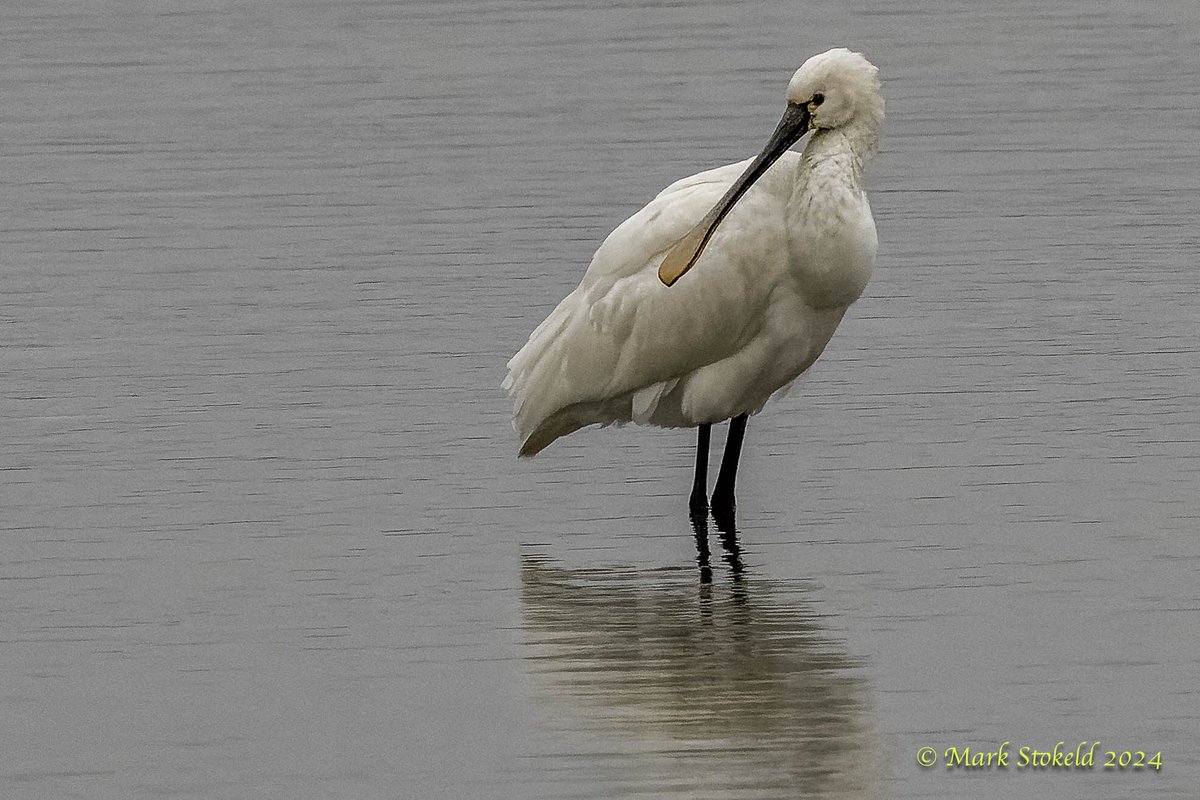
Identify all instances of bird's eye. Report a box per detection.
[811,92,825,106]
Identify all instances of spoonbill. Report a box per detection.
[504,48,884,514]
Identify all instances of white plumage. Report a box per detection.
[505,48,884,467]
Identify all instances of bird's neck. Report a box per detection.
[801,122,877,190]
[784,122,879,309]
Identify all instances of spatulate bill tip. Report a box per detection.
[658,261,683,287]
[658,227,706,287]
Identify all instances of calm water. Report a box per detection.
[3,1,1198,798]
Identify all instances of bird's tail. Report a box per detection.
[503,294,578,453]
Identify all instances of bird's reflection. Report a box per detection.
[520,556,881,799]
[692,502,744,580]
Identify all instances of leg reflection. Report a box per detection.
[711,502,744,575]
[690,502,712,584]
[692,500,742,579]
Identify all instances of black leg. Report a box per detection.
[690,424,713,582]
[711,413,747,514]
[689,423,711,513]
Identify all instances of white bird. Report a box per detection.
[504,48,884,514]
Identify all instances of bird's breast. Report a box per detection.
[787,189,876,310]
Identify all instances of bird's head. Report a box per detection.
[658,48,883,287]
[786,48,884,136]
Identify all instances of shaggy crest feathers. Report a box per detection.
[788,48,884,156]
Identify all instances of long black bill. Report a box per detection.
[658,101,812,286]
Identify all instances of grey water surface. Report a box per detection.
[3,1,1198,798]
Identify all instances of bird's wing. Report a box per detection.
[507,156,800,441]
[579,159,751,292]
